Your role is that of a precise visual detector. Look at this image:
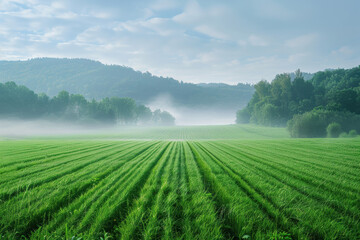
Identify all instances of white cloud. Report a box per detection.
[331,46,353,55]
[252,0,293,20]
[288,53,308,63]
[248,35,268,46]
[115,21,139,33]
[151,0,179,11]
[173,1,232,41]
[172,1,201,24]
[1,1,78,20]
[0,0,359,85]
[194,25,228,40]
[143,17,179,36]
[114,17,179,37]
[0,27,10,36]
[285,33,318,48]
[236,35,268,47]
[30,26,66,42]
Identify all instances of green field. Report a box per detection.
[0,125,359,240]
[21,124,288,141]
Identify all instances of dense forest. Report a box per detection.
[0,58,254,111]
[0,82,175,126]
[237,66,360,138]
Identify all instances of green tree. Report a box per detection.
[51,90,70,114]
[136,105,152,124]
[326,122,342,138]
[287,111,327,138]
[152,109,175,126]
[236,109,250,123]
[109,97,137,124]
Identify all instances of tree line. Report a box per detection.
[0,82,175,126]
[237,66,360,137]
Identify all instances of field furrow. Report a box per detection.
[29,142,165,239]
[200,141,360,239]
[210,141,360,209]
[235,141,360,180]
[0,137,359,240]
[188,142,277,239]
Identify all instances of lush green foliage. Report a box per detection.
[0,82,174,126]
[237,66,360,137]
[340,129,358,138]
[286,110,327,138]
[0,130,359,239]
[236,109,251,124]
[287,109,360,138]
[0,58,254,110]
[326,122,342,138]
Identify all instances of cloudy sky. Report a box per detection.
[0,0,359,84]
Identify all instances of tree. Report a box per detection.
[326,89,358,113]
[236,109,250,124]
[237,66,360,136]
[136,105,152,124]
[254,80,271,99]
[287,111,327,138]
[0,81,176,126]
[292,70,314,101]
[327,122,342,138]
[287,109,360,138]
[152,109,175,126]
[109,97,137,124]
[271,73,292,107]
[51,90,70,114]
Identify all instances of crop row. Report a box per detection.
[0,139,359,239]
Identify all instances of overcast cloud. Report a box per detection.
[0,0,359,84]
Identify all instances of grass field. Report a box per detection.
[27,124,290,140]
[0,125,359,240]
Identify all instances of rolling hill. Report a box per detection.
[0,58,254,111]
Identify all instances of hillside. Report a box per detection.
[0,58,254,112]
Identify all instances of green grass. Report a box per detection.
[0,125,359,239]
[30,124,290,140]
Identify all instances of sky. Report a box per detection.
[0,0,359,84]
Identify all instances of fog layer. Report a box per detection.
[0,119,111,138]
[147,94,239,125]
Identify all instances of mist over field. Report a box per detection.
[0,119,108,137]
[1,1,360,239]
[173,109,236,125]
[0,119,244,139]
[147,93,238,125]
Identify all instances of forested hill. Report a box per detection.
[0,58,254,110]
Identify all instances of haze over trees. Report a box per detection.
[0,58,254,111]
[237,66,360,137]
[0,82,174,126]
